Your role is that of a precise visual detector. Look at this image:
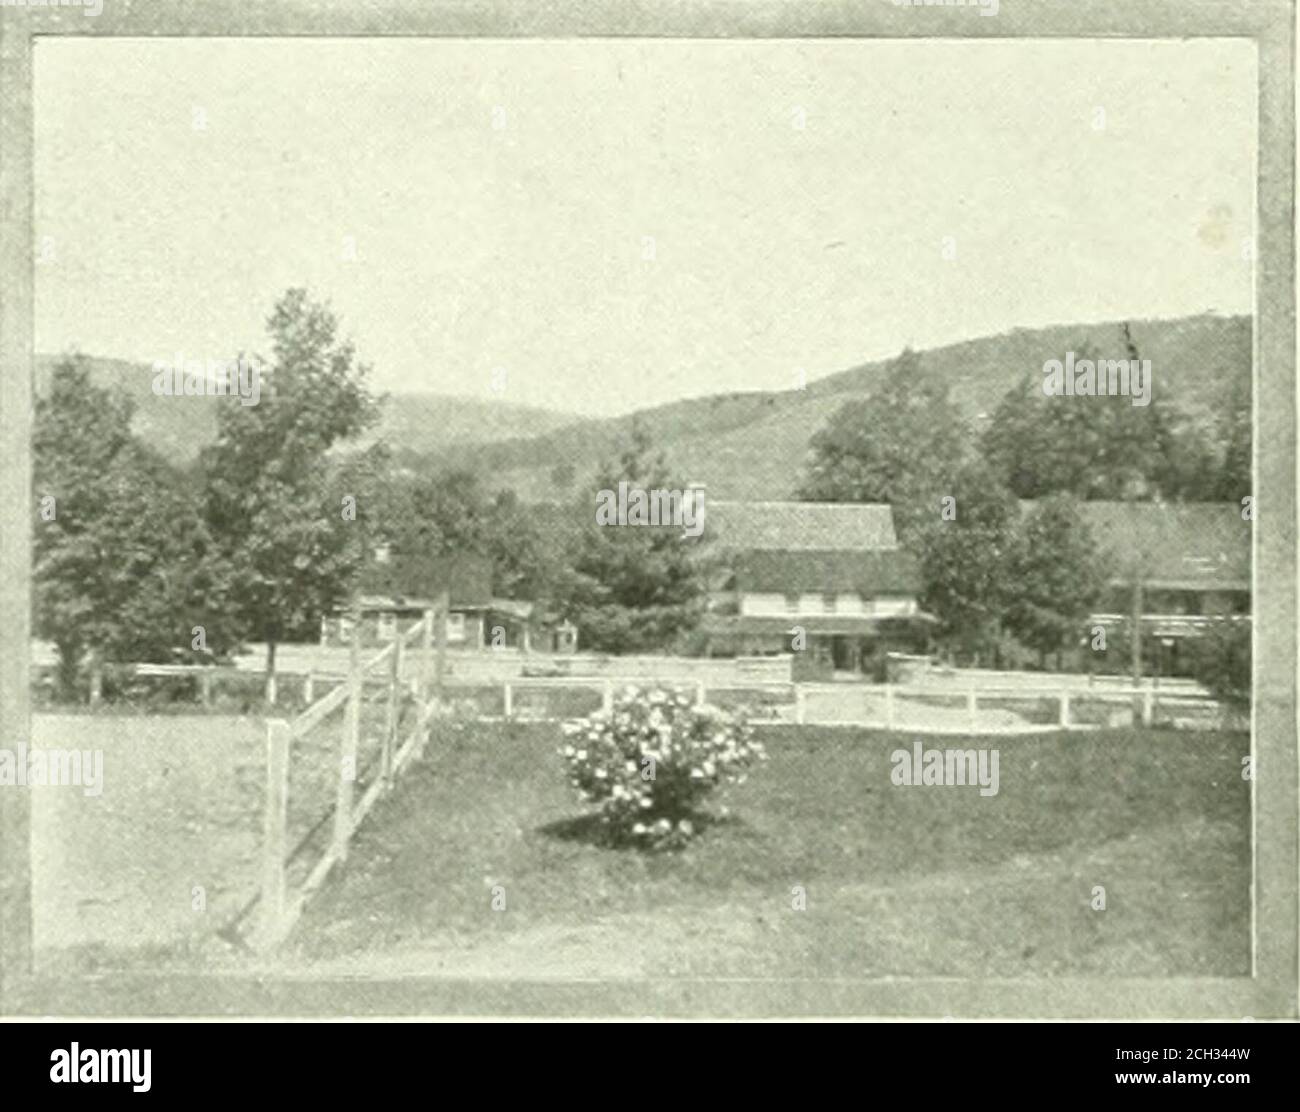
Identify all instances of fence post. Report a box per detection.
[434,590,449,701]
[967,686,977,730]
[334,606,362,861]
[602,679,613,714]
[258,719,291,948]
[794,684,806,725]
[421,608,434,705]
[1141,689,1154,726]
[200,668,213,708]
[503,680,513,720]
[383,636,401,789]
[1059,691,1070,728]
[303,671,314,707]
[884,684,895,729]
[695,679,705,707]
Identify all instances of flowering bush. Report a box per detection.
[558,686,766,849]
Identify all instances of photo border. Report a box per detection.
[1,0,1294,1019]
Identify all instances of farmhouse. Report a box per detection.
[320,552,576,652]
[1076,500,1251,675]
[699,500,932,676]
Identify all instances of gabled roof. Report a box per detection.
[362,551,494,609]
[734,549,921,595]
[1059,501,1250,590]
[708,500,899,551]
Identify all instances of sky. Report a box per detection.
[34,37,1255,417]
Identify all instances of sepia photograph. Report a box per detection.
[0,0,1295,1073]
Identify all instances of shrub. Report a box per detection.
[558,686,766,849]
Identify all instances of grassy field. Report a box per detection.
[278,721,1251,979]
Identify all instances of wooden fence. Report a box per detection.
[452,675,1231,734]
[91,659,376,709]
[248,610,440,951]
[237,657,1231,949]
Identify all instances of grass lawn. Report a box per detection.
[280,722,1251,979]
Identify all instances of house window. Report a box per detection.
[376,612,397,641]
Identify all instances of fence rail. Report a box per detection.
[247,607,441,951]
[448,675,1232,734]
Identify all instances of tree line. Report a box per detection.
[798,335,1252,678]
[34,289,710,702]
[34,300,1249,701]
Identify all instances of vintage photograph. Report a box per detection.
[0,1,1295,1034]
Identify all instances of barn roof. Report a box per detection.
[734,549,921,595]
[708,500,899,551]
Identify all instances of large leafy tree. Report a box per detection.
[1202,373,1251,503]
[482,487,561,602]
[799,347,968,545]
[556,423,710,653]
[1004,494,1107,665]
[392,468,494,559]
[981,331,1178,501]
[34,358,230,697]
[915,462,1021,664]
[368,466,557,602]
[202,289,378,700]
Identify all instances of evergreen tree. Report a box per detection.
[556,424,710,653]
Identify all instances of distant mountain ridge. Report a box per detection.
[33,354,581,463]
[36,311,1250,498]
[433,312,1251,501]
